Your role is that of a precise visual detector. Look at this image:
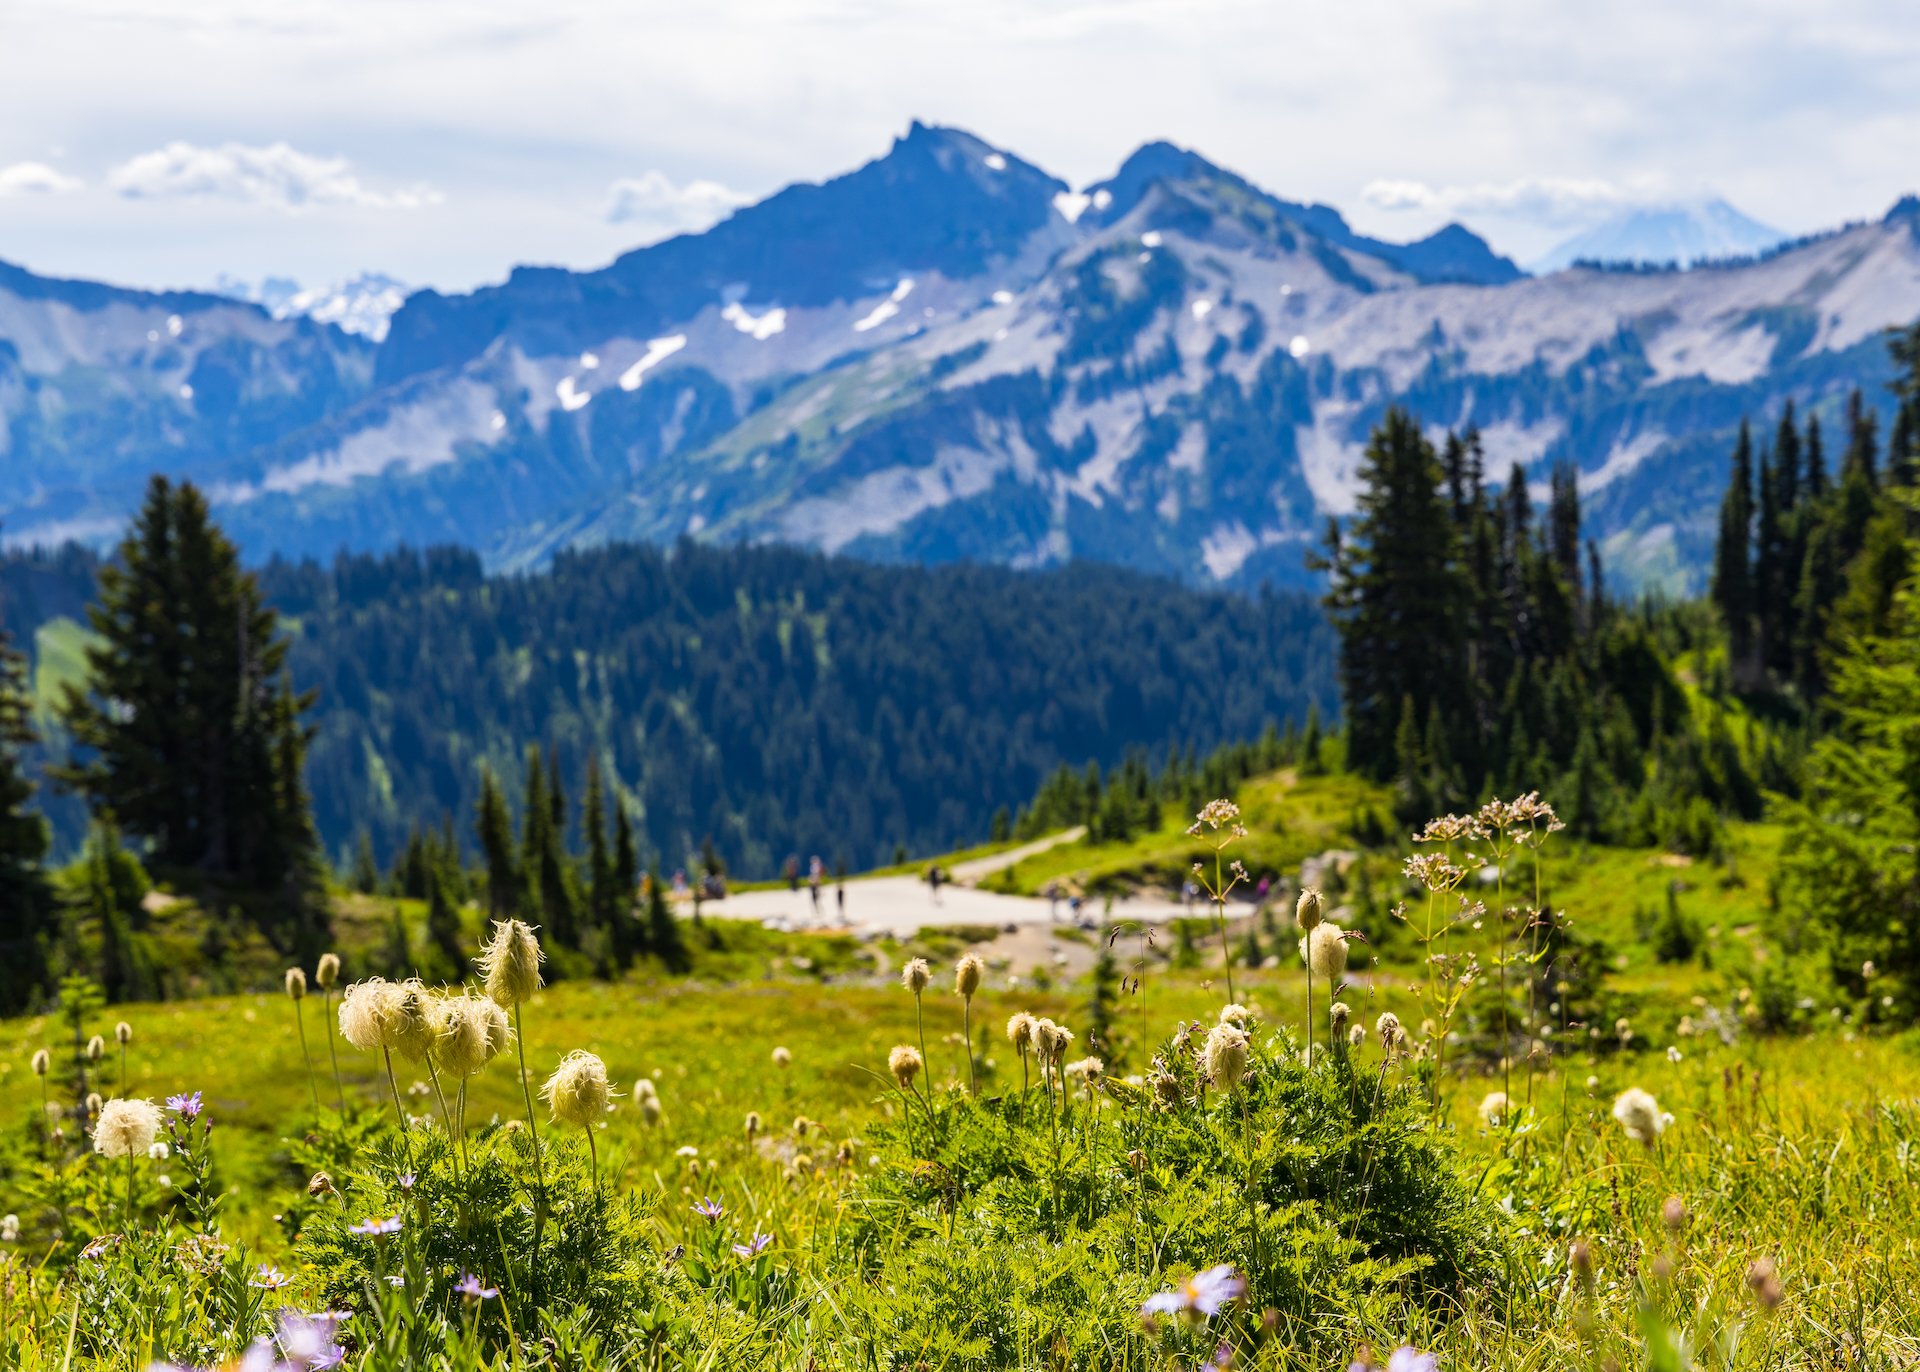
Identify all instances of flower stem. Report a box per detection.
[382,1047,415,1171]
[513,1001,546,1301]
[294,999,320,1127]
[323,989,347,1115]
[963,996,977,1098]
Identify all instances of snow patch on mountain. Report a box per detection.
[722,302,787,339]
[619,335,687,389]
[853,279,916,332]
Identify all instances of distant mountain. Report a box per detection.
[0,258,372,546]
[213,272,411,341]
[1531,198,1788,273]
[2,126,1916,594]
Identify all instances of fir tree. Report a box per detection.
[0,625,52,1011]
[349,831,380,894]
[1711,420,1757,681]
[645,868,689,973]
[1318,408,1470,780]
[583,759,617,939]
[475,765,518,919]
[56,477,319,920]
[610,798,640,967]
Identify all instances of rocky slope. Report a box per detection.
[3,124,1916,591]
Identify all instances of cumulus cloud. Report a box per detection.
[106,141,441,210]
[605,169,752,236]
[1362,176,1646,227]
[0,162,83,196]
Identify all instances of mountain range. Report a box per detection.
[3,123,1917,592]
[1530,198,1788,274]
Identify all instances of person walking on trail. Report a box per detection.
[926,864,945,906]
[1047,881,1061,921]
[808,856,823,917]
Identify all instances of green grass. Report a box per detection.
[9,764,1898,1369]
[30,615,92,733]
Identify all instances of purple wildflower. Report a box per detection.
[691,1196,725,1223]
[395,1172,417,1193]
[348,1215,403,1238]
[1349,1349,1438,1372]
[166,1091,204,1121]
[454,1273,499,1301]
[1141,1264,1245,1318]
[277,1310,348,1369]
[731,1230,773,1259]
[249,1264,293,1290]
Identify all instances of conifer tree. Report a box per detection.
[645,868,689,973]
[519,747,550,920]
[475,765,518,918]
[349,831,380,894]
[57,476,318,917]
[584,759,617,937]
[1318,408,1470,780]
[611,798,640,967]
[1805,412,1828,498]
[0,627,52,1011]
[1711,421,1757,682]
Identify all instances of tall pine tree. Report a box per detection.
[1711,420,1757,683]
[475,765,519,918]
[57,477,319,922]
[1317,408,1470,780]
[0,624,52,1011]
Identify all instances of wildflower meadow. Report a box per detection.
[2,792,1914,1371]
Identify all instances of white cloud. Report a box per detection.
[0,161,82,196]
[1361,176,1647,227]
[604,169,751,236]
[106,141,441,210]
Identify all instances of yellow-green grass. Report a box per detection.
[983,769,1392,898]
[29,615,92,734]
[8,933,1920,1368]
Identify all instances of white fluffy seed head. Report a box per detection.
[1329,1002,1352,1035]
[1007,1012,1036,1051]
[1348,1024,1366,1049]
[86,1036,105,1063]
[1375,1012,1405,1052]
[316,953,342,989]
[1478,1091,1509,1128]
[435,996,493,1078]
[954,954,985,998]
[93,1098,163,1159]
[31,1049,50,1077]
[542,1050,614,1127]
[1202,1023,1250,1090]
[85,1092,103,1117]
[772,1046,792,1069]
[1301,922,1349,983]
[285,967,307,1000]
[1219,1003,1253,1027]
[338,978,403,1052]
[901,958,931,995]
[1295,886,1324,932]
[115,1021,132,1046]
[888,1044,924,1089]
[478,920,544,1008]
[1612,1087,1668,1146]
[389,980,436,1064]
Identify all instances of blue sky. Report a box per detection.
[2,0,1916,293]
